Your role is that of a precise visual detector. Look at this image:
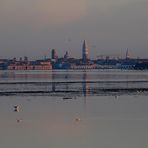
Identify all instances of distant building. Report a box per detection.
[134,62,148,70]
[8,59,52,70]
[64,51,68,61]
[0,63,7,70]
[71,64,96,69]
[82,40,89,65]
[24,56,29,64]
[126,48,130,60]
[51,49,57,62]
[0,59,8,70]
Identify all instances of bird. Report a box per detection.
[75,117,81,122]
[14,105,20,112]
[16,119,22,123]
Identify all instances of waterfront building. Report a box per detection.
[8,60,52,70]
[24,56,29,64]
[71,64,97,69]
[82,40,89,65]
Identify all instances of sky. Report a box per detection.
[0,0,148,59]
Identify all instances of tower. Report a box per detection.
[82,40,89,64]
[64,51,68,60]
[51,49,56,62]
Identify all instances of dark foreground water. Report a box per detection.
[0,70,148,148]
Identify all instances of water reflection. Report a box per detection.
[52,71,56,92]
[51,70,89,97]
[0,70,148,96]
[1,71,148,147]
[82,72,88,97]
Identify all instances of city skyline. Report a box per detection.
[0,0,148,59]
[0,39,134,60]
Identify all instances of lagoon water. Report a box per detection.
[0,70,148,148]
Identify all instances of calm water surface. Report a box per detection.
[0,70,148,148]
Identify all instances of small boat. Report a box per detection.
[62,97,72,100]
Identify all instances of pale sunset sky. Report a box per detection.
[0,0,148,59]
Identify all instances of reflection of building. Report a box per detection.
[52,71,56,92]
[82,40,89,65]
[82,72,88,97]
